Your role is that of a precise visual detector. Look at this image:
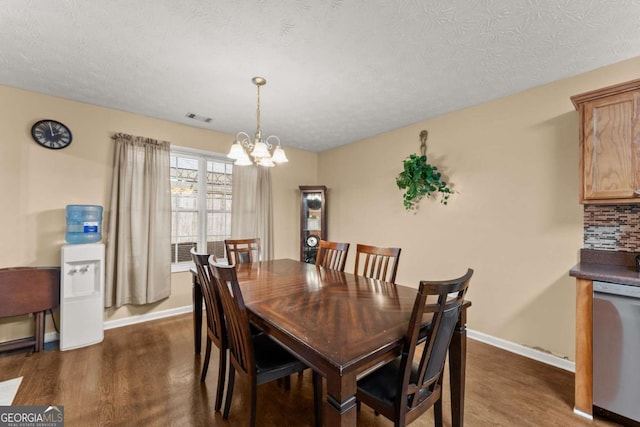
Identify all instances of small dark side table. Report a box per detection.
[0,267,60,353]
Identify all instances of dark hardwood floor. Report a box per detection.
[0,314,621,426]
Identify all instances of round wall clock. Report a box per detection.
[31,120,72,149]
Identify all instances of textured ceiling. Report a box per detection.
[1,0,640,152]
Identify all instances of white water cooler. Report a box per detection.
[60,243,105,350]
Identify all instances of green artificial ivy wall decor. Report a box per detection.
[396,130,453,211]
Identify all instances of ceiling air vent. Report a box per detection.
[185,112,212,123]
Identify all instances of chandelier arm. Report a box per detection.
[235,131,254,151]
[265,135,281,150]
[236,131,251,141]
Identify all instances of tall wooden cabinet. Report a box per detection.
[299,185,327,264]
[571,78,640,204]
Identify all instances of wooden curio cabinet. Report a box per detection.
[299,185,327,264]
[571,78,640,204]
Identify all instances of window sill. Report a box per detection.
[171,262,193,273]
[171,259,229,274]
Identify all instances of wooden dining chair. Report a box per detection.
[315,240,350,272]
[354,244,401,283]
[190,248,227,412]
[208,259,323,427]
[224,238,261,265]
[356,268,473,427]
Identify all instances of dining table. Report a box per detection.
[190,259,471,427]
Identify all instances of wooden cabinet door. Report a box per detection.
[299,185,327,263]
[581,91,640,202]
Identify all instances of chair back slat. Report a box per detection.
[316,240,350,272]
[354,244,401,283]
[224,238,261,266]
[208,259,255,377]
[190,248,225,347]
[401,269,473,411]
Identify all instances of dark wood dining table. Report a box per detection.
[190,259,471,427]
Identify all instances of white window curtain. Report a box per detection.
[230,165,274,260]
[105,133,172,308]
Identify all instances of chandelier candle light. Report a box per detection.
[227,77,288,167]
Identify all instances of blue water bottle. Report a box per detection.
[65,205,103,244]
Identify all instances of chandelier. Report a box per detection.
[227,77,288,167]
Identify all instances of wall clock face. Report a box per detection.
[306,235,319,248]
[31,120,72,149]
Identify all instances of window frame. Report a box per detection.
[170,145,232,272]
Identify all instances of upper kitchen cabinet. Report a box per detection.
[571,78,640,204]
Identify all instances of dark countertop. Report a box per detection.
[570,249,640,287]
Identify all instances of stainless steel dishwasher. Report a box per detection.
[593,281,640,425]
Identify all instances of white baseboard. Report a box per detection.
[43,305,193,344]
[44,331,59,344]
[44,307,576,375]
[103,305,193,330]
[467,329,575,373]
[573,408,593,420]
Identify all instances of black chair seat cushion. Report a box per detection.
[253,334,307,384]
[357,357,432,407]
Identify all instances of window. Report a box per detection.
[170,147,233,270]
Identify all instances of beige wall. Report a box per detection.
[0,85,317,341]
[318,56,640,361]
[3,56,639,359]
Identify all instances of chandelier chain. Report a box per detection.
[256,84,262,136]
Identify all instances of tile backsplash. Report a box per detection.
[584,205,640,251]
